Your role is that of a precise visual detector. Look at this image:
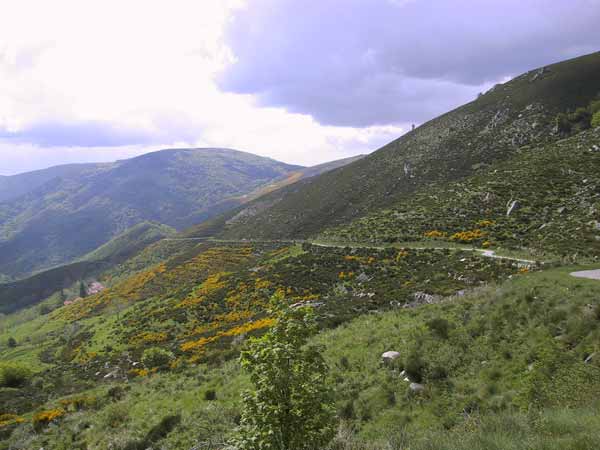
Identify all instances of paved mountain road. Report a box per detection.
[164,237,600,281]
[570,269,600,280]
[162,237,540,265]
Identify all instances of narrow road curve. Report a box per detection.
[570,269,600,280]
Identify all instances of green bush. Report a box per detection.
[556,113,571,133]
[107,385,126,401]
[427,317,450,339]
[404,352,426,383]
[123,414,182,450]
[204,389,217,401]
[592,111,600,128]
[0,363,32,388]
[588,99,600,114]
[141,347,174,370]
[234,296,336,450]
[102,403,130,428]
[7,337,17,348]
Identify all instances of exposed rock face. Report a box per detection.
[356,272,370,283]
[403,291,441,308]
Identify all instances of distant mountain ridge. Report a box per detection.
[0,163,104,202]
[0,148,301,279]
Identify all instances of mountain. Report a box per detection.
[0,148,301,279]
[221,154,366,205]
[79,221,176,264]
[0,154,364,311]
[0,163,103,202]
[321,127,600,258]
[219,52,600,246]
[0,222,175,314]
[2,52,600,449]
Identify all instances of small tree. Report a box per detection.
[79,281,87,298]
[555,112,571,134]
[141,347,174,370]
[588,99,600,115]
[0,362,32,387]
[592,111,600,129]
[233,295,336,450]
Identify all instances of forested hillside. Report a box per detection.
[0,148,300,279]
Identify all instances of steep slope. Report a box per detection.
[221,52,600,240]
[322,127,600,259]
[0,222,175,314]
[79,221,176,264]
[0,148,301,279]
[197,154,366,212]
[0,163,102,202]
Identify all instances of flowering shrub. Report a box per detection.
[128,368,150,378]
[424,230,447,238]
[131,331,168,345]
[450,229,486,242]
[141,347,174,370]
[0,414,25,429]
[33,409,65,430]
[59,395,97,411]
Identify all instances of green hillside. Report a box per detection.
[1,248,598,448]
[80,222,176,264]
[0,164,102,203]
[0,222,175,314]
[2,53,600,449]
[221,52,600,241]
[0,148,301,280]
[322,127,600,260]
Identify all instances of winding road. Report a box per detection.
[163,237,600,281]
[163,237,540,266]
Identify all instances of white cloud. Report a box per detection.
[0,0,399,174]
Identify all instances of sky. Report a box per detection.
[1,0,599,175]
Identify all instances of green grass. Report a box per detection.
[2,264,599,448]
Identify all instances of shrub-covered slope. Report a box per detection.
[322,127,600,259]
[0,148,301,279]
[80,221,176,264]
[2,264,599,449]
[221,52,600,240]
[0,242,523,417]
[0,222,175,314]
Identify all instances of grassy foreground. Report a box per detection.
[2,264,599,449]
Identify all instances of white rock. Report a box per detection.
[409,382,425,393]
[381,351,401,362]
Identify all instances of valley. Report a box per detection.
[1,50,600,449]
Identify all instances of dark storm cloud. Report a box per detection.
[0,121,157,147]
[220,0,600,127]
